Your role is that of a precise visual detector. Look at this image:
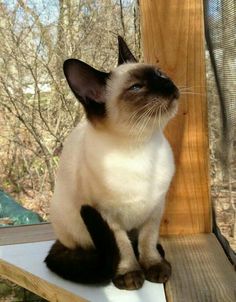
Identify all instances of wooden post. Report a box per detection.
[140,0,211,234]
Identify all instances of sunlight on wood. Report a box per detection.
[140,0,211,235]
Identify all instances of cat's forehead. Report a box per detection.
[114,63,152,74]
[112,63,161,82]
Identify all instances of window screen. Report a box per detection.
[204,0,236,263]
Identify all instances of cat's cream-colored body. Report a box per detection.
[50,57,179,281]
[46,38,179,288]
[50,119,175,250]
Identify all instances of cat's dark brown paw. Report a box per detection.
[112,270,145,290]
[145,259,171,283]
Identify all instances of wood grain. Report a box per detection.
[140,0,211,234]
[0,259,88,302]
[162,234,236,302]
[0,223,55,245]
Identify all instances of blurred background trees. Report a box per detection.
[0,0,141,220]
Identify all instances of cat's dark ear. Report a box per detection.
[118,36,137,65]
[63,59,109,104]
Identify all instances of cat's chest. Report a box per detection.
[103,143,174,198]
[85,134,175,210]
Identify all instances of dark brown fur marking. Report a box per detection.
[45,205,120,284]
[144,259,172,283]
[63,59,109,124]
[118,36,137,65]
[115,65,179,120]
[118,66,179,105]
[112,270,145,290]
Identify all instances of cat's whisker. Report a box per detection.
[129,112,145,137]
[158,104,163,129]
[151,104,159,134]
[179,87,196,92]
[133,100,172,141]
[160,102,172,128]
[179,85,206,95]
[128,102,156,128]
[179,89,194,93]
[128,102,157,133]
[136,112,153,143]
[128,110,149,135]
[135,105,155,132]
[163,103,171,126]
[135,103,163,142]
[180,91,206,96]
[134,104,156,142]
[178,84,205,90]
[178,86,190,91]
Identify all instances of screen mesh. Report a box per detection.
[204,0,236,262]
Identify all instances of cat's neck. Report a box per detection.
[84,120,165,150]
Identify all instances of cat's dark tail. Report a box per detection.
[44,205,120,284]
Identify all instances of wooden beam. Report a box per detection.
[140,0,211,234]
[0,259,88,302]
[0,223,55,245]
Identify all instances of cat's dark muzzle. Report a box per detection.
[150,75,180,101]
[161,80,180,101]
[165,86,179,111]
[155,86,179,107]
[169,86,180,101]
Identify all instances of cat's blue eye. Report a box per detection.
[129,84,143,91]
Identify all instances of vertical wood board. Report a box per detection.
[140,0,211,234]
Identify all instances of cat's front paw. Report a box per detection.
[112,270,145,290]
[144,259,171,283]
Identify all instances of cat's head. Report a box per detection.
[63,36,179,138]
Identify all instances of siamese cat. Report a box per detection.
[45,36,179,290]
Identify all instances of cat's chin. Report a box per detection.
[152,101,178,130]
[166,99,178,118]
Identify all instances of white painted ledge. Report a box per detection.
[0,240,166,302]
